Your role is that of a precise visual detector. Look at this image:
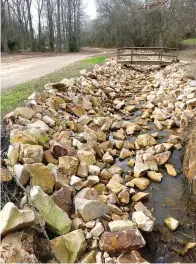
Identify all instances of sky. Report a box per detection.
[84,0,97,19]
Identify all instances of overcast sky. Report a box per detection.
[84,0,97,19]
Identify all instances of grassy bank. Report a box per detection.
[181,38,196,45]
[1,56,106,114]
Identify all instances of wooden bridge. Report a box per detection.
[117,47,178,66]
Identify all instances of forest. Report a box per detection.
[1,0,196,52]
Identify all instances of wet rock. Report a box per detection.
[108,220,135,232]
[1,168,13,182]
[99,229,146,254]
[128,159,135,168]
[132,192,149,202]
[51,187,73,214]
[164,216,179,231]
[131,178,150,190]
[50,229,87,263]
[77,150,96,165]
[116,250,149,264]
[30,186,72,234]
[120,148,133,159]
[134,163,149,177]
[15,107,35,120]
[165,163,177,176]
[59,156,79,176]
[14,164,29,185]
[0,202,35,235]
[107,175,124,193]
[24,163,55,193]
[132,211,154,232]
[102,152,114,164]
[74,187,109,221]
[154,151,171,165]
[147,171,163,182]
[136,134,157,148]
[90,222,104,237]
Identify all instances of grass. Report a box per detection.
[1,56,106,114]
[181,38,196,45]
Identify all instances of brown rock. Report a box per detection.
[99,229,146,254]
[51,187,74,214]
[43,150,58,165]
[59,156,79,176]
[51,142,76,159]
[116,250,149,264]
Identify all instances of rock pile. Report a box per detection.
[1,59,196,263]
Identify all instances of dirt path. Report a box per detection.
[1,50,114,92]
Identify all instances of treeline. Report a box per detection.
[1,0,83,52]
[82,0,196,48]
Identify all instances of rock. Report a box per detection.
[136,134,157,148]
[126,124,140,135]
[132,211,154,232]
[77,150,96,165]
[70,175,83,190]
[108,220,135,232]
[154,119,163,130]
[131,178,150,190]
[43,150,58,164]
[77,162,89,178]
[165,163,177,176]
[80,250,96,263]
[24,163,55,193]
[164,216,179,231]
[27,120,50,131]
[21,144,43,163]
[72,104,87,117]
[51,142,76,159]
[89,165,101,175]
[14,164,29,185]
[134,163,149,177]
[132,192,149,202]
[115,140,124,150]
[30,186,72,235]
[118,189,130,204]
[128,159,135,168]
[7,143,20,164]
[59,156,79,176]
[87,175,100,186]
[10,129,38,145]
[99,229,146,254]
[186,98,196,107]
[50,229,87,263]
[99,169,112,180]
[15,107,35,119]
[27,128,49,147]
[113,130,125,141]
[42,115,55,126]
[108,165,123,175]
[96,251,103,263]
[143,155,158,171]
[120,148,133,159]
[147,171,163,182]
[74,188,109,221]
[152,108,171,121]
[90,222,104,237]
[1,168,13,182]
[154,151,171,165]
[51,187,73,214]
[86,220,96,228]
[0,202,35,235]
[102,152,114,164]
[116,250,149,264]
[106,175,124,194]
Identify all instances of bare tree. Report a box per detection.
[56,0,61,51]
[26,0,35,51]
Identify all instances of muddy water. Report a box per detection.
[113,102,196,262]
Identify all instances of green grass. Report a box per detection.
[1,56,106,114]
[181,38,196,45]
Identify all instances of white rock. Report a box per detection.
[90,222,104,237]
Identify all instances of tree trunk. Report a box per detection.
[1,0,9,52]
[26,0,35,51]
[56,0,61,52]
[47,0,54,51]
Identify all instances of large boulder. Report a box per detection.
[0,202,35,236]
[30,186,72,235]
[99,229,146,254]
[50,229,87,263]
